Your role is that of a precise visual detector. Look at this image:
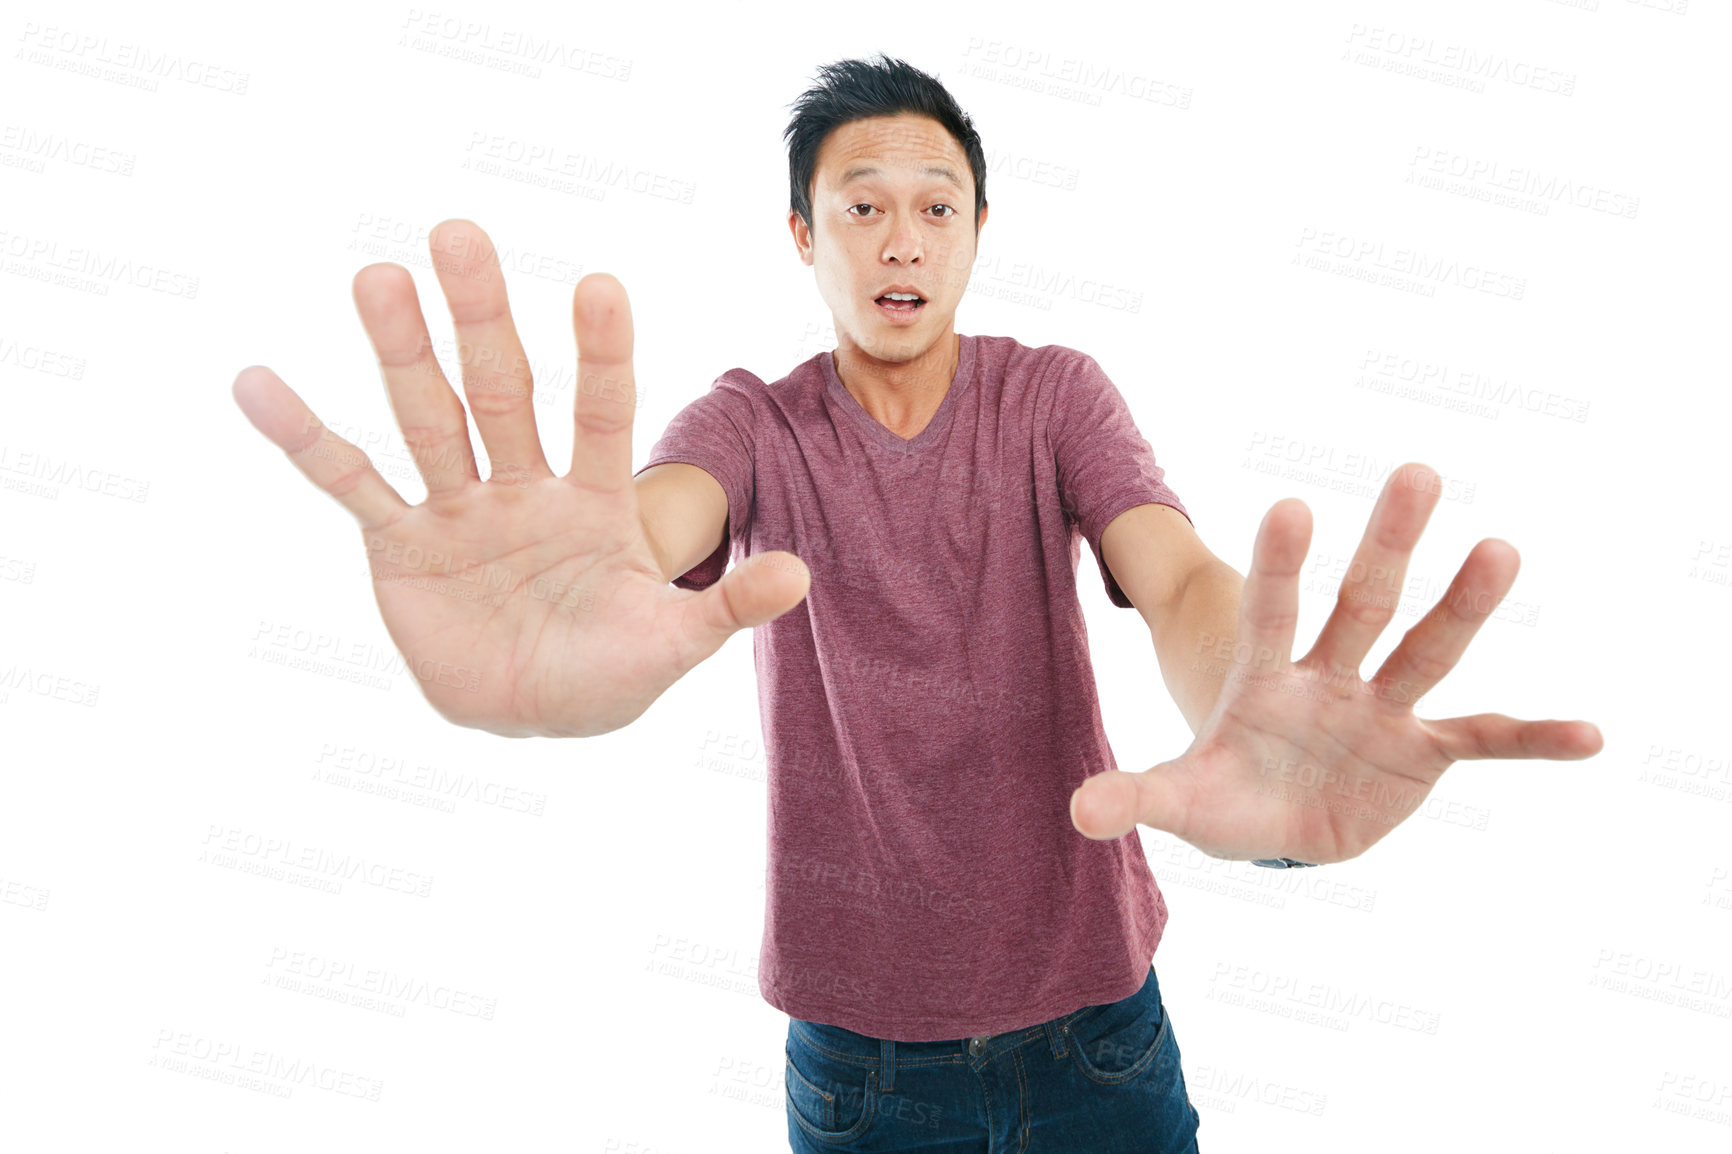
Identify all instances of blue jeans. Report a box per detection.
[784,964,1201,1152]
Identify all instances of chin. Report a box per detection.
[864,333,923,361]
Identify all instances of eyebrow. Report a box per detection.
[839,163,965,188]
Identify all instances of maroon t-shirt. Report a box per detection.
[634,333,1191,1041]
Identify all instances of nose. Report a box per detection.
[881,214,922,266]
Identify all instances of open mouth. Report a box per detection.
[874,291,926,316]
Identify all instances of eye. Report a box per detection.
[930,204,956,218]
[847,204,878,217]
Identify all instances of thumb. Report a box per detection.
[687,550,811,641]
[1070,766,1187,841]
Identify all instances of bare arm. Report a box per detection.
[1100,501,1243,735]
[635,463,729,586]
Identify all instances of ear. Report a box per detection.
[977,201,989,234]
[788,211,814,266]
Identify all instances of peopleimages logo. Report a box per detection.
[1209,963,1443,1034]
[148,1028,383,1100]
[0,229,199,299]
[14,23,251,94]
[199,824,435,898]
[398,9,633,81]
[1407,146,1640,220]
[461,133,695,204]
[1342,24,1576,96]
[1293,227,1526,301]
[958,37,1193,109]
[264,946,498,1019]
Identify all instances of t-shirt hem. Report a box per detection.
[1080,488,1192,551]
[762,982,1139,1042]
[761,917,1168,1042]
[637,453,747,522]
[635,453,744,589]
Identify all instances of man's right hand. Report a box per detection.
[231,219,809,738]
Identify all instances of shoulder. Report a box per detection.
[711,349,830,406]
[679,352,832,442]
[968,337,1110,433]
[710,365,770,398]
[679,365,776,425]
[967,333,1098,390]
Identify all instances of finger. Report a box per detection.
[428,219,552,486]
[1424,713,1605,762]
[569,273,638,495]
[352,262,480,498]
[231,365,410,530]
[1369,538,1520,708]
[1235,498,1311,675]
[674,550,812,665]
[1301,462,1441,677]
[1069,767,1192,841]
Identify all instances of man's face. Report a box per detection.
[790,113,986,364]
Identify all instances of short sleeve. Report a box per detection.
[1048,350,1191,608]
[632,370,759,590]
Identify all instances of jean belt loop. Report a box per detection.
[879,1038,895,1094]
[1043,1017,1068,1059]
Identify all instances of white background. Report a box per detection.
[3,0,1728,1150]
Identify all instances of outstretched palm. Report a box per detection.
[1070,464,1602,863]
[232,220,808,738]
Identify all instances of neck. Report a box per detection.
[831,332,961,441]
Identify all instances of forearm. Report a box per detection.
[1147,559,1246,735]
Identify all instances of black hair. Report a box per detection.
[783,54,987,239]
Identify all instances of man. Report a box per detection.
[232,53,1601,1154]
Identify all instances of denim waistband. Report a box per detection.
[789,964,1156,1094]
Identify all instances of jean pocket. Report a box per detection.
[785,1025,878,1144]
[1063,968,1172,1086]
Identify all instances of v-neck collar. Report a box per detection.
[821,335,975,454]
